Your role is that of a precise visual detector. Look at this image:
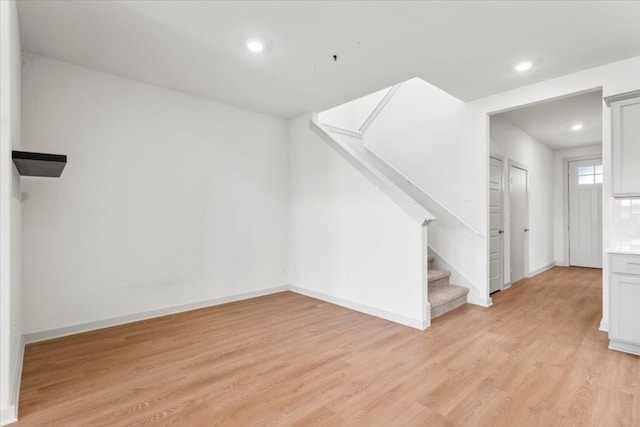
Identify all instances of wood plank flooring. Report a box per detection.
[16,267,640,426]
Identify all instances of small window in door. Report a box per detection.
[578,164,603,184]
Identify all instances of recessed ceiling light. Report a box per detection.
[514,61,532,72]
[571,123,584,131]
[247,39,264,53]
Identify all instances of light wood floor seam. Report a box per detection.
[16,267,640,426]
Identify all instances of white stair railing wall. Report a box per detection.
[310,117,434,328]
[316,78,490,307]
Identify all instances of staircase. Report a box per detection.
[313,85,481,327]
[428,255,469,318]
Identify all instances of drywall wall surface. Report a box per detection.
[356,77,488,304]
[553,144,602,265]
[472,55,640,330]
[318,87,388,131]
[0,0,23,423]
[365,78,487,233]
[288,114,425,327]
[490,115,555,283]
[20,53,289,334]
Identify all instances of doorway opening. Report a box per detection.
[489,89,603,294]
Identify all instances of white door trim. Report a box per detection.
[508,160,529,284]
[562,155,602,267]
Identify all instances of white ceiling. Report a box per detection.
[16,1,640,118]
[496,90,603,150]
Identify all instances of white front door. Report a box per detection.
[510,165,528,284]
[569,159,603,268]
[489,157,503,293]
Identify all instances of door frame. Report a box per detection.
[489,153,504,293]
[508,160,530,285]
[563,154,603,267]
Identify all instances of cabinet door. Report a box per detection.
[610,273,640,343]
[613,96,640,196]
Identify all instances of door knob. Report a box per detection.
[524,228,530,232]
[498,229,504,234]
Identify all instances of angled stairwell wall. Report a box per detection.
[364,78,489,305]
[287,115,433,329]
[311,120,476,320]
[318,78,490,306]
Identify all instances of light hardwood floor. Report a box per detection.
[16,267,639,426]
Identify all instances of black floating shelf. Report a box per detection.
[12,151,67,177]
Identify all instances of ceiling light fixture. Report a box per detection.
[571,123,584,131]
[247,39,264,53]
[514,61,532,72]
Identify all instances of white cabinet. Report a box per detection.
[609,253,640,356]
[606,90,640,197]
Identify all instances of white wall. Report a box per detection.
[288,114,426,328]
[318,87,388,131]
[360,78,489,304]
[365,78,487,232]
[0,0,22,424]
[471,55,640,330]
[490,115,555,284]
[21,53,289,336]
[553,144,602,265]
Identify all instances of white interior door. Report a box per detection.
[569,159,603,268]
[489,157,504,293]
[510,165,528,284]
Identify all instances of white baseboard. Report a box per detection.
[528,263,556,278]
[0,335,24,426]
[24,286,288,344]
[424,302,431,329]
[467,294,492,307]
[288,285,427,330]
[24,283,430,344]
[599,318,609,332]
[0,407,17,426]
[609,339,640,356]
